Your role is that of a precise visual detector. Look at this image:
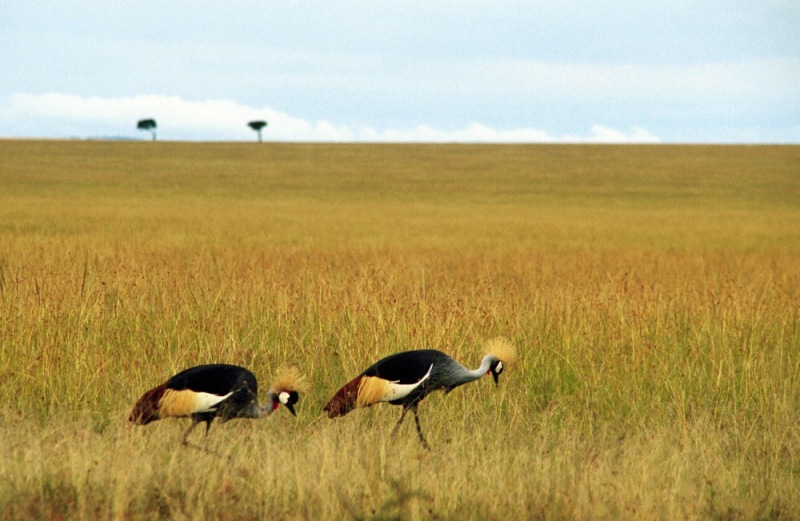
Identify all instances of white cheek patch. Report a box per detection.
[496,361,504,373]
[278,391,290,405]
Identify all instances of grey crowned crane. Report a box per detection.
[129,364,304,445]
[323,337,516,449]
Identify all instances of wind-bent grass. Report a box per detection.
[0,141,798,519]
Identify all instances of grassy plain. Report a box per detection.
[0,140,798,519]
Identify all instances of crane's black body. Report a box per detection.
[324,345,512,449]
[365,350,451,402]
[130,363,299,445]
[168,364,257,397]
[169,364,262,426]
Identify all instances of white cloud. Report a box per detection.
[0,93,660,143]
[562,124,661,144]
[358,123,557,143]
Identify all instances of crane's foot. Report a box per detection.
[417,436,431,451]
[183,441,228,460]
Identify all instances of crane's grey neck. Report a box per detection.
[449,355,494,385]
[260,391,279,417]
[240,392,277,419]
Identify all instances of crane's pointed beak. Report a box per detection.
[492,371,499,386]
[285,402,297,416]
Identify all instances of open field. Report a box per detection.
[0,140,799,519]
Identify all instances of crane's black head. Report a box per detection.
[489,358,504,386]
[276,390,299,416]
[269,367,305,417]
[483,337,516,386]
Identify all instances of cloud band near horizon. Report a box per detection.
[0,93,661,143]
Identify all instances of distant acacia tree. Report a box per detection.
[248,120,267,143]
[137,119,157,141]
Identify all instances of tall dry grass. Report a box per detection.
[0,141,798,519]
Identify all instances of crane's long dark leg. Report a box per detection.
[182,417,223,457]
[411,403,430,450]
[182,419,201,445]
[182,416,213,446]
[390,406,410,438]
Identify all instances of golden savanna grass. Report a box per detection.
[0,141,798,519]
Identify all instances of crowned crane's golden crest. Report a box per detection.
[484,336,517,364]
[269,366,307,394]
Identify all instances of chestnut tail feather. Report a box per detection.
[323,376,363,418]
[129,385,167,424]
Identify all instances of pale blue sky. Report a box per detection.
[2,1,798,142]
